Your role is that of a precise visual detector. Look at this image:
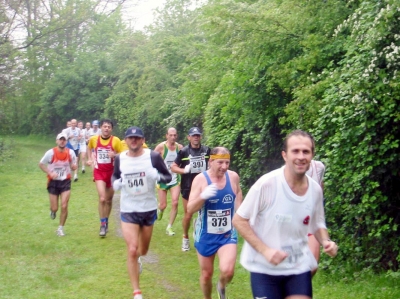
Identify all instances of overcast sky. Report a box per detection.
[123,0,166,30]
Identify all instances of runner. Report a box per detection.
[89,120,101,137]
[112,126,171,299]
[233,130,338,299]
[87,119,123,237]
[171,127,211,251]
[62,120,73,150]
[187,147,242,299]
[39,133,77,236]
[64,119,81,182]
[78,121,87,174]
[154,127,183,236]
[306,159,326,276]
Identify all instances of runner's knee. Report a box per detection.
[127,245,139,259]
[200,268,213,281]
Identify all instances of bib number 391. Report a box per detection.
[190,156,206,173]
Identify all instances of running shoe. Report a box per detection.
[74,174,78,182]
[216,281,227,299]
[157,208,163,221]
[138,257,143,274]
[56,227,65,237]
[82,168,85,174]
[182,237,190,251]
[166,226,175,236]
[133,291,143,299]
[99,225,107,237]
[50,211,56,220]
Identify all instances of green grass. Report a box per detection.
[0,135,399,298]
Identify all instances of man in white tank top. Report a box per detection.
[64,119,81,182]
[154,127,183,236]
[112,126,171,299]
[233,130,337,299]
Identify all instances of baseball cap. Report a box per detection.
[188,127,202,136]
[125,126,145,138]
[56,133,68,140]
[92,120,99,126]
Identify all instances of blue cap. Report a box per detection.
[92,120,99,126]
[188,127,202,136]
[125,126,145,138]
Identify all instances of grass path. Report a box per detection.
[1,135,399,299]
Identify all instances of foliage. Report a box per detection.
[198,0,350,188]
[105,0,205,144]
[285,0,400,270]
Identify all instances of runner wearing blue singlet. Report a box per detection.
[188,147,242,299]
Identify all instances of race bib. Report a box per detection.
[97,148,111,164]
[165,159,174,170]
[281,242,305,265]
[190,155,206,173]
[207,209,231,234]
[48,160,70,180]
[53,167,67,180]
[125,172,148,196]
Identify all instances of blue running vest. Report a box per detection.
[194,171,237,244]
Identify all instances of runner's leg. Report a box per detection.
[59,190,71,226]
[169,184,180,227]
[196,251,215,299]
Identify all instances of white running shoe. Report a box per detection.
[56,227,65,236]
[182,237,190,251]
[166,226,175,236]
[74,174,78,182]
[133,292,143,299]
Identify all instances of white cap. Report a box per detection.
[56,133,68,140]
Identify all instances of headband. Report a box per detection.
[210,154,230,160]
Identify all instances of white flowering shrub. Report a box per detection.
[311,0,400,271]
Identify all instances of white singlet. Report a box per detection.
[236,166,325,276]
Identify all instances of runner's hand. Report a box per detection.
[49,172,58,179]
[200,184,218,200]
[113,178,124,191]
[148,168,161,182]
[184,164,191,174]
[262,247,288,266]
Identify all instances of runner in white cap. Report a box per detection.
[39,133,77,236]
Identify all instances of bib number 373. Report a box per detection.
[207,209,231,234]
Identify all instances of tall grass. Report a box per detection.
[0,135,399,298]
